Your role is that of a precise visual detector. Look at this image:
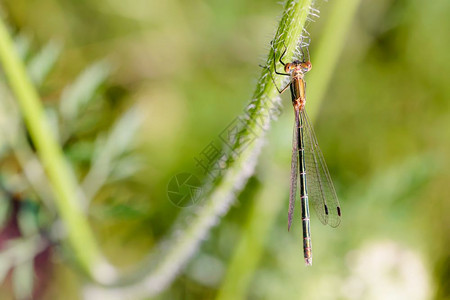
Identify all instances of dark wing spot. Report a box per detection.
[337,206,341,216]
[324,204,329,215]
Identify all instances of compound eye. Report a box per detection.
[284,63,293,73]
[303,61,312,72]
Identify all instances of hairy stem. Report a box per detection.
[216,0,363,297]
[215,164,286,300]
[84,0,314,298]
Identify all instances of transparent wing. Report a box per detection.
[301,110,341,227]
[288,110,300,231]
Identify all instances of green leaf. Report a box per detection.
[82,105,143,200]
[13,33,31,60]
[27,41,62,87]
[109,156,144,181]
[59,61,111,123]
[44,107,61,144]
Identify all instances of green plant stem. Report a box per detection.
[307,0,362,120]
[215,0,363,298]
[215,165,286,300]
[0,18,100,274]
[84,0,315,298]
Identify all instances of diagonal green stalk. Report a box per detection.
[216,0,362,298]
[1,0,326,296]
[215,163,286,300]
[0,19,100,274]
[84,0,315,298]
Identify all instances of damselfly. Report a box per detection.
[269,43,341,266]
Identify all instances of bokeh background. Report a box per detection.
[0,0,449,299]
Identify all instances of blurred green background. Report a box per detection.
[0,0,449,299]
